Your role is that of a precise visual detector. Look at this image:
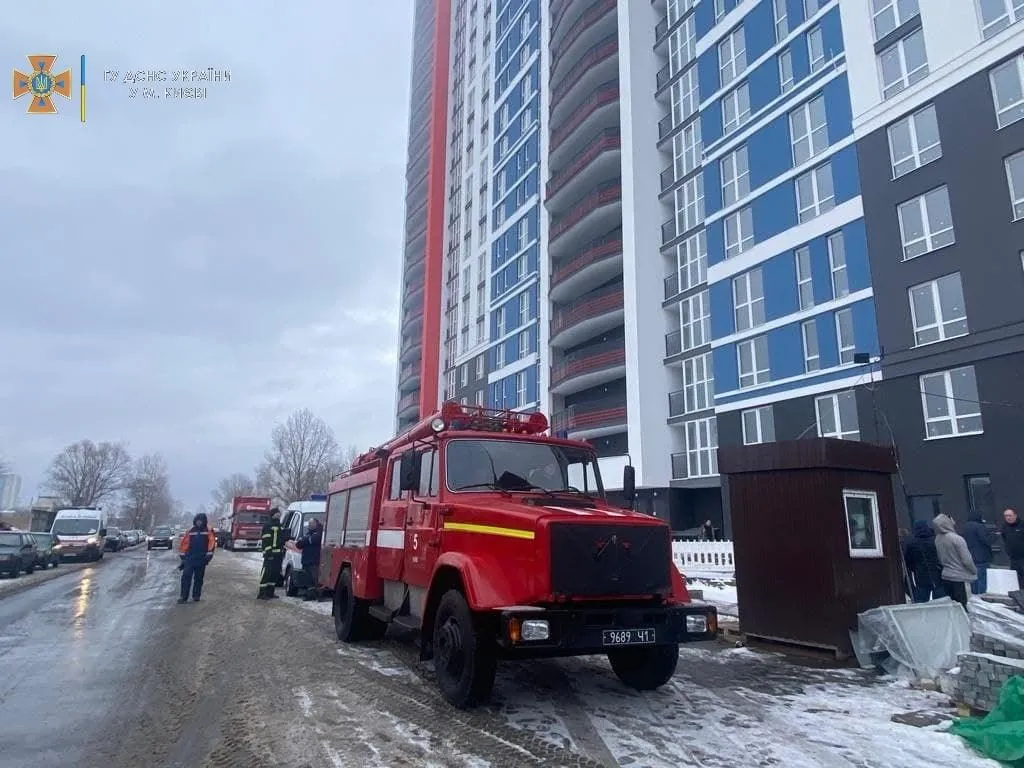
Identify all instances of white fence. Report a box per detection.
[672,540,735,576]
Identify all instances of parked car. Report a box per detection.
[0,532,39,577]
[28,533,61,569]
[147,526,174,550]
[125,530,140,547]
[104,527,125,551]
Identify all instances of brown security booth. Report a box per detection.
[719,438,905,658]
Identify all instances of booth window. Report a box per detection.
[843,489,883,558]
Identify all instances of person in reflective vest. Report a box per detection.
[258,507,285,600]
[178,512,216,604]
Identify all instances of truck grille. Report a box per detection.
[549,523,671,598]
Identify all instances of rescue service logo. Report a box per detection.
[12,54,73,114]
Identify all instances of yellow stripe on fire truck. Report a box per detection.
[441,522,536,540]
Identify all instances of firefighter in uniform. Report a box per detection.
[257,507,286,599]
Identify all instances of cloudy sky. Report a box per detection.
[0,2,414,508]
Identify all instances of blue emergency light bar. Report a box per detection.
[309,493,327,501]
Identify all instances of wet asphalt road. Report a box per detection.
[0,546,176,768]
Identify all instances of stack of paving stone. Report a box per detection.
[953,652,1024,712]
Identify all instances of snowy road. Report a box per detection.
[0,548,1001,767]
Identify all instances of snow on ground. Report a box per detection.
[688,576,739,618]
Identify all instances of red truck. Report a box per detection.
[317,402,717,708]
[223,496,272,551]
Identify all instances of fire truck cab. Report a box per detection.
[318,402,717,708]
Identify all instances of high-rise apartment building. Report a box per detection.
[0,474,22,509]
[841,0,1024,522]
[393,0,1024,528]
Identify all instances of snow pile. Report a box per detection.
[688,577,738,618]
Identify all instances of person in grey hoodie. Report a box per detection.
[931,514,977,609]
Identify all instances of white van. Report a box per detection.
[50,507,108,562]
[280,497,326,596]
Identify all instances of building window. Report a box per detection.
[909,273,968,346]
[897,186,955,259]
[460,364,468,387]
[828,232,849,299]
[673,121,702,179]
[1005,150,1024,219]
[796,247,814,310]
[475,355,484,379]
[447,369,456,398]
[714,0,726,22]
[519,291,529,325]
[802,319,820,372]
[795,162,835,223]
[677,230,707,292]
[475,389,484,407]
[966,474,997,520]
[991,55,1024,127]
[671,67,699,125]
[737,334,770,388]
[515,371,527,407]
[878,29,929,99]
[871,0,920,40]
[978,0,1024,39]
[724,207,754,258]
[835,308,856,364]
[518,330,530,358]
[790,95,828,165]
[909,495,943,522]
[807,26,826,73]
[669,16,697,73]
[844,490,883,558]
[774,0,789,41]
[682,353,714,413]
[495,342,505,368]
[816,390,859,440]
[719,27,746,87]
[721,83,751,134]
[680,290,711,350]
[742,405,775,445]
[733,268,765,331]
[920,366,983,438]
[720,145,750,206]
[675,174,705,233]
[779,49,794,94]
[887,104,941,178]
[804,0,823,17]
[685,417,718,478]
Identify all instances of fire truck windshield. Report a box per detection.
[445,439,604,497]
[235,513,269,525]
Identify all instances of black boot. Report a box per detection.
[176,597,187,604]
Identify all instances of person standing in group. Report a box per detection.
[963,513,996,595]
[257,507,286,600]
[1001,508,1024,588]
[903,520,944,603]
[177,512,216,604]
[291,518,323,601]
[932,514,978,610]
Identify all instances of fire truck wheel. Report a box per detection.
[607,644,679,691]
[285,568,299,597]
[333,568,386,642]
[432,590,497,709]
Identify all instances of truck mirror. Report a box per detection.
[400,452,421,492]
[99,528,107,537]
[622,465,636,504]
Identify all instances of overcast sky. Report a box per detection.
[0,2,414,509]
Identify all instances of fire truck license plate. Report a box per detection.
[602,628,656,646]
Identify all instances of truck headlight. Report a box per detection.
[86,537,98,545]
[686,615,708,634]
[521,619,550,641]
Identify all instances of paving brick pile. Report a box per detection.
[953,652,1024,712]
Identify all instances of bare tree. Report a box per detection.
[339,444,361,472]
[210,472,257,510]
[45,440,132,507]
[257,409,340,504]
[123,453,172,529]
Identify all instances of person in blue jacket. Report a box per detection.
[292,518,323,601]
[962,513,995,595]
[177,512,215,603]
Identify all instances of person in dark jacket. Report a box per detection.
[701,519,715,540]
[963,513,995,595]
[293,518,323,600]
[257,508,286,600]
[178,512,216,604]
[1001,508,1024,588]
[903,519,945,603]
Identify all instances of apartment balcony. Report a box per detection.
[550,399,627,440]
[545,128,621,213]
[398,361,420,390]
[664,272,679,301]
[399,337,422,364]
[550,230,623,303]
[671,452,687,480]
[668,388,714,420]
[397,391,419,420]
[655,17,669,50]
[550,343,627,396]
[549,181,622,258]
[551,0,593,46]
[550,82,620,167]
[550,283,625,349]
[551,0,617,78]
[665,330,682,358]
[403,281,424,310]
[550,34,618,125]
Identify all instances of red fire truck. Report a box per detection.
[317,402,717,708]
[223,496,272,551]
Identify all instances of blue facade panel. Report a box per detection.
[744,1,775,62]
[697,49,719,102]
[767,323,804,381]
[747,115,790,188]
[763,255,799,318]
[712,345,739,393]
[710,280,732,338]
